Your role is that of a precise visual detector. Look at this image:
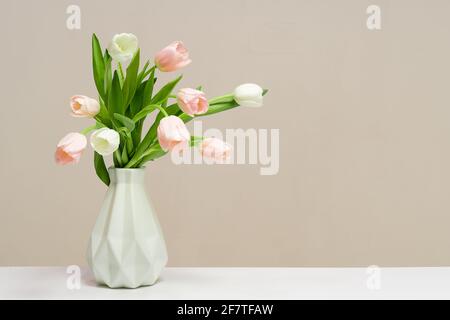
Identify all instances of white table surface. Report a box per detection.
[1,267,450,300]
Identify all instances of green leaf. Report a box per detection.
[151,75,182,105]
[137,60,150,84]
[129,82,146,147]
[92,34,106,101]
[121,146,129,164]
[125,130,155,168]
[201,100,239,117]
[132,104,158,123]
[139,64,155,84]
[117,126,130,136]
[130,81,145,116]
[143,69,155,106]
[94,152,110,186]
[116,127,134,156]
[108,71,124,116]
[165,102,184,116]
[134,144,166,167]
[104,51,112,96]
[95,97,112,127]
[122,49,140,110]
[138,148,166,166]
[128,68,155,118]
[128,70,157,147]
[114,150,123,168]
[114,113,135,131]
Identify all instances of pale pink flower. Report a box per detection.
[157,116,191,152]
[200,138,232,162]
[154,41,191,72]
[55,132,87,165]
[177,88,208,116]
[70,95,100,118]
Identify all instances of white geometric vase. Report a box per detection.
[87,168,168,288]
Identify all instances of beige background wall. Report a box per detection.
[1,0,450,266]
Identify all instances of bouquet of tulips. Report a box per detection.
[55,33,267,185]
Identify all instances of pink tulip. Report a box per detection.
[200,138,232,162]
[154,41,191,72]
[177,88,209,116]
[70,95,100,118]
[157,116,191,152]
[55,132,87,165]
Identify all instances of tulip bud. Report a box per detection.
[200,138,232,162]
[157,116,191,152]
[107,33,139,63]
[55,132,87,165]
[177,88,208,116]
[154,41,191,72]
[70,95,100,118]
[90,128,120,156]
[233,83,264,108]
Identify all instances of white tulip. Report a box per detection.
[90,128,120,156]
[233,83,264,108]
[107,33,139,63]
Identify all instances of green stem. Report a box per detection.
[155,105,169,117]
[190,136,204,147]
[113,154,120,168]
[114,150,123,167]
[208,93,234,105]
[126,136,134,155]
[124,161,135,169]
[117,62,125,86]
[80,123,97,135]
[125,143,156,168]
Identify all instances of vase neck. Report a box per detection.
[108,168,146,184]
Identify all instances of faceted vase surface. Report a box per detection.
[87,168,168,288]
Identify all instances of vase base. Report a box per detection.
[95,277,160,289]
